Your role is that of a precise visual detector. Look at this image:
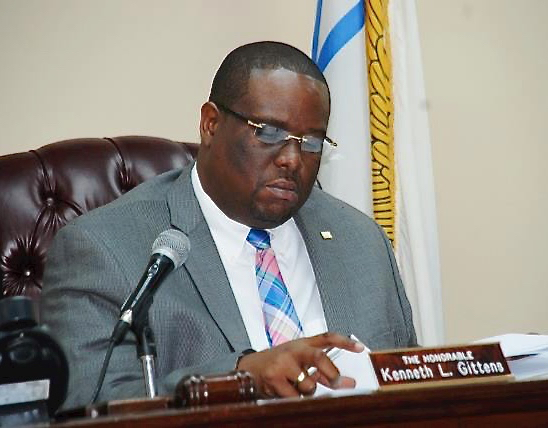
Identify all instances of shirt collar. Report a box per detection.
[191,165,250,261]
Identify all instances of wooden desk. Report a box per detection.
[52,379,548,427]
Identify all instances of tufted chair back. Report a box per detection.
[0,136,199,299]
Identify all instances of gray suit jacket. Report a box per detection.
[40,165,416,409]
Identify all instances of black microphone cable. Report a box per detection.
[90,338,116,404]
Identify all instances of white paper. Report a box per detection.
[474,333,548,381]
[474,333,548,358]
[507,353,548,381]
[314,334,378,397]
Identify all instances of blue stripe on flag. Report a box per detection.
[311,0,323,62]
[314,0,365,72]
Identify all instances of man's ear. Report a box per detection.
[199,101,220,148]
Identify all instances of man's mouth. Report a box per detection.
[265,179,299,202]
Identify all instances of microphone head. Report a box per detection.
[151,229,190,268]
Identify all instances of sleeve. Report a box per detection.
[374,222,418,347]
[40,224,247,410]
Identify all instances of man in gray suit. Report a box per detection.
[41,41,416,409]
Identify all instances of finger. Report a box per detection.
[269,365,319,398]
[318,375,356,390]
[332,376,356,389]
[307,368,321,383]
[270,379,301,398]
[260,357,304,398]
[310,347,341,385]
[305,332,365,353]
[292,370,317,396]
[262,384,277,398]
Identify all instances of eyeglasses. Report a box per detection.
[213,102,337,154]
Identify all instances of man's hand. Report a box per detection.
[236,332,365,397]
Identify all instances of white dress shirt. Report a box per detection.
[191,165,328,351]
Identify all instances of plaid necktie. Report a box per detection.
[246,228,303,347]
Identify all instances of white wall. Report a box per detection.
[416,0,548,342]
[0,0,316,152]
[1,0,546,343]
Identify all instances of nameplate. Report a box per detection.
[369,343,513,390]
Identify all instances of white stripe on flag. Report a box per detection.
[390,0,443,346]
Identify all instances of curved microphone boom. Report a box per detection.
[110,229,191,345]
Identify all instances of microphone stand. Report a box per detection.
[133,313,158,398]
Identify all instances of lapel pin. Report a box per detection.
[320,231,333,240]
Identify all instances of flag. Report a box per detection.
[312,0,443,346]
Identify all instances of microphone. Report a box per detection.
[91,229,190,403]
[110,229,191,345]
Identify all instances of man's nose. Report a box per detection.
[273,140,303,170]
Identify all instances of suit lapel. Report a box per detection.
[164,169,357,347]
[294,192,357,337]
[166,167,250,351]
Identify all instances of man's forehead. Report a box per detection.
[247,67,326,88]
[237,68,329,131]
[244,68,329,107]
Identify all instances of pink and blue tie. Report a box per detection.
[246,228,303,347]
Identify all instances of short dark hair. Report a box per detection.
[209,41,329,108]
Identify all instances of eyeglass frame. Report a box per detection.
[211,101,337,154]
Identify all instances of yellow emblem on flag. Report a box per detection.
[365,0,396,246]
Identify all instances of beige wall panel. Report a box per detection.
[0,0,315,153]
[416,0,548,342]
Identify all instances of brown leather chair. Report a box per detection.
[0,136,199,299]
